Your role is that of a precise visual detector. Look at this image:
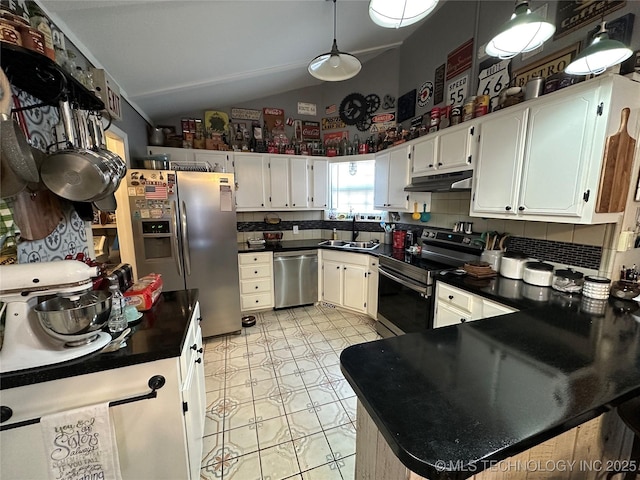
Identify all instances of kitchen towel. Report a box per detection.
[40,402,122,480]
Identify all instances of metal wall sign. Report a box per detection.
[434,64,446,104]
[301,121,320,140]
[554,0,626,39]
[322,117,346,131]
[417,81,433,107]
[297,102,317,116]
[90,68,122,120]
[477,59,511,112]
[512,44,580,87]
[231,108,261,121]
[446,38,474,81]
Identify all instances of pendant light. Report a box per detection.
[308,0,361,82]
[565,21,633,75]
[486,0,555,59]
[369,0,439,29]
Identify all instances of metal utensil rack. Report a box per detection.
[0,375,165,431]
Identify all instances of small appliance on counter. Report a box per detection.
[522,261,554,287]
[0,261,112,373]
[500,251,531,279]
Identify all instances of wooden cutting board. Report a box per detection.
[11,189,63,240]
[596,107,637,213]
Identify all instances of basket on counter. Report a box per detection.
[263,231,283,245]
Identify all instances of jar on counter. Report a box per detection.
[552,268,584,293]
[428,107,441,133]
[582,276,611,300]
[523,261,554,287]
[474,95,490,117]
[450,106,462,125]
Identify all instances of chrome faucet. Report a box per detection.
[352,215,359,242]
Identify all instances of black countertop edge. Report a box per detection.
[0,289,199,390]
[237,238,396,257]
[340,293,640,479]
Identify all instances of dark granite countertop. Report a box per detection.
[0,289,199,390]
[341,277,640,479]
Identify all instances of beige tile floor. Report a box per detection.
[200,305,380,480]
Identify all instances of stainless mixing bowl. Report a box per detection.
[35,290,112,343]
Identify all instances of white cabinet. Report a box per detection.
[320,250,369,314]
[410,123,477,177]
[235,153,268,209]
[0,303,205,480]
[434,282,517,328]
[290,157,309,208]
[311,158,329,208]
[269,156,290,208]
[366,257,379,319]
[374,145,411,210]
[238,252,274,311]
[194,151,234,173]
[471,74,640,224]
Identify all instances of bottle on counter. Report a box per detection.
[332,228,338,240]
[107,276,127,333]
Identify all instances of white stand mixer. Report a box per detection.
[0,261,111,374]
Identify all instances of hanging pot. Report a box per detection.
[40,100,114,202]
[93,193,117,212]
[0,68,39,185]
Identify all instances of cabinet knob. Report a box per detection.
[254,271,258,274]
[255,299,259,303]
[195,358,202,364]
[255,285,259,289]
[448,295,454,300]
[428,164,433,168]
[505,206,512,211]
[438,162,443,167]
[253,258,258,261]
[343,266,347,270]
[336,266,340,269]
[198,348,203,353]
[0,406,12,423]
[191,343,197,350]
[518,206,525,211]
[460,318,466,323]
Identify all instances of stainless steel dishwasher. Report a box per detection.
[273,250,318,308]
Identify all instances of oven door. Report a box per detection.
[377,266,433,337]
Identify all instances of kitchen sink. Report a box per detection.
[318,240,350,247]
[318,240,380,250]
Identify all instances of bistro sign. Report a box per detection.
[512,44,580,87]
[554,0,626,39]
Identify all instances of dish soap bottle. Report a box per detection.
[332,228,338,240]
[107,276,127,333]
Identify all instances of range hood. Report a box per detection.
[404,170,473,192]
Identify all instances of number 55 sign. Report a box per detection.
[477,59,511,112]
[446,75,468,106]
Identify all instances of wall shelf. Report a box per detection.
[0,43,105,111]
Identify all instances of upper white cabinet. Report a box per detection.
[411,122,477,177]
[374,145,411,210]
[290,157,309,208]
[311,159,329,208]
[235,153,268,209]
[194,151,234,173]
[269,156,290,208]
[471,74,640,224]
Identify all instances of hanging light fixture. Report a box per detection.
[486,0,555,59]
[565,21,633,75]
[308,0,361,82]
[369,0,439,29]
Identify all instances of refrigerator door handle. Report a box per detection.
[180,200,192,276]
[171,201,183,278]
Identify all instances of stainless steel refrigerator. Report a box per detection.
[125,169,241,337]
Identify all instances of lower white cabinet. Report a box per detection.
[434,282,517,328]
[366,257,379,319]
[0,303,206,480]
[238,252,274,311]
[320,250,370,314]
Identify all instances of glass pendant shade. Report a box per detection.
[369,0,439,29]
[486,1,555,59]
[565,23,633,75]
[308,40,362,81]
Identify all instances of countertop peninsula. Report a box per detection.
[341,275,640,479]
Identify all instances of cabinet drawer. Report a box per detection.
[238,252,272,265]
[437,283,473,312]
[435,302,473,328]
[240,278,272,295]
[241,293,273,310]
[239,264,271,279]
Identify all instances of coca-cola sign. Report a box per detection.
[371,112,395,123]
[302,121,320,140]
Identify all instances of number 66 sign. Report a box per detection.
[477,59,511,112]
